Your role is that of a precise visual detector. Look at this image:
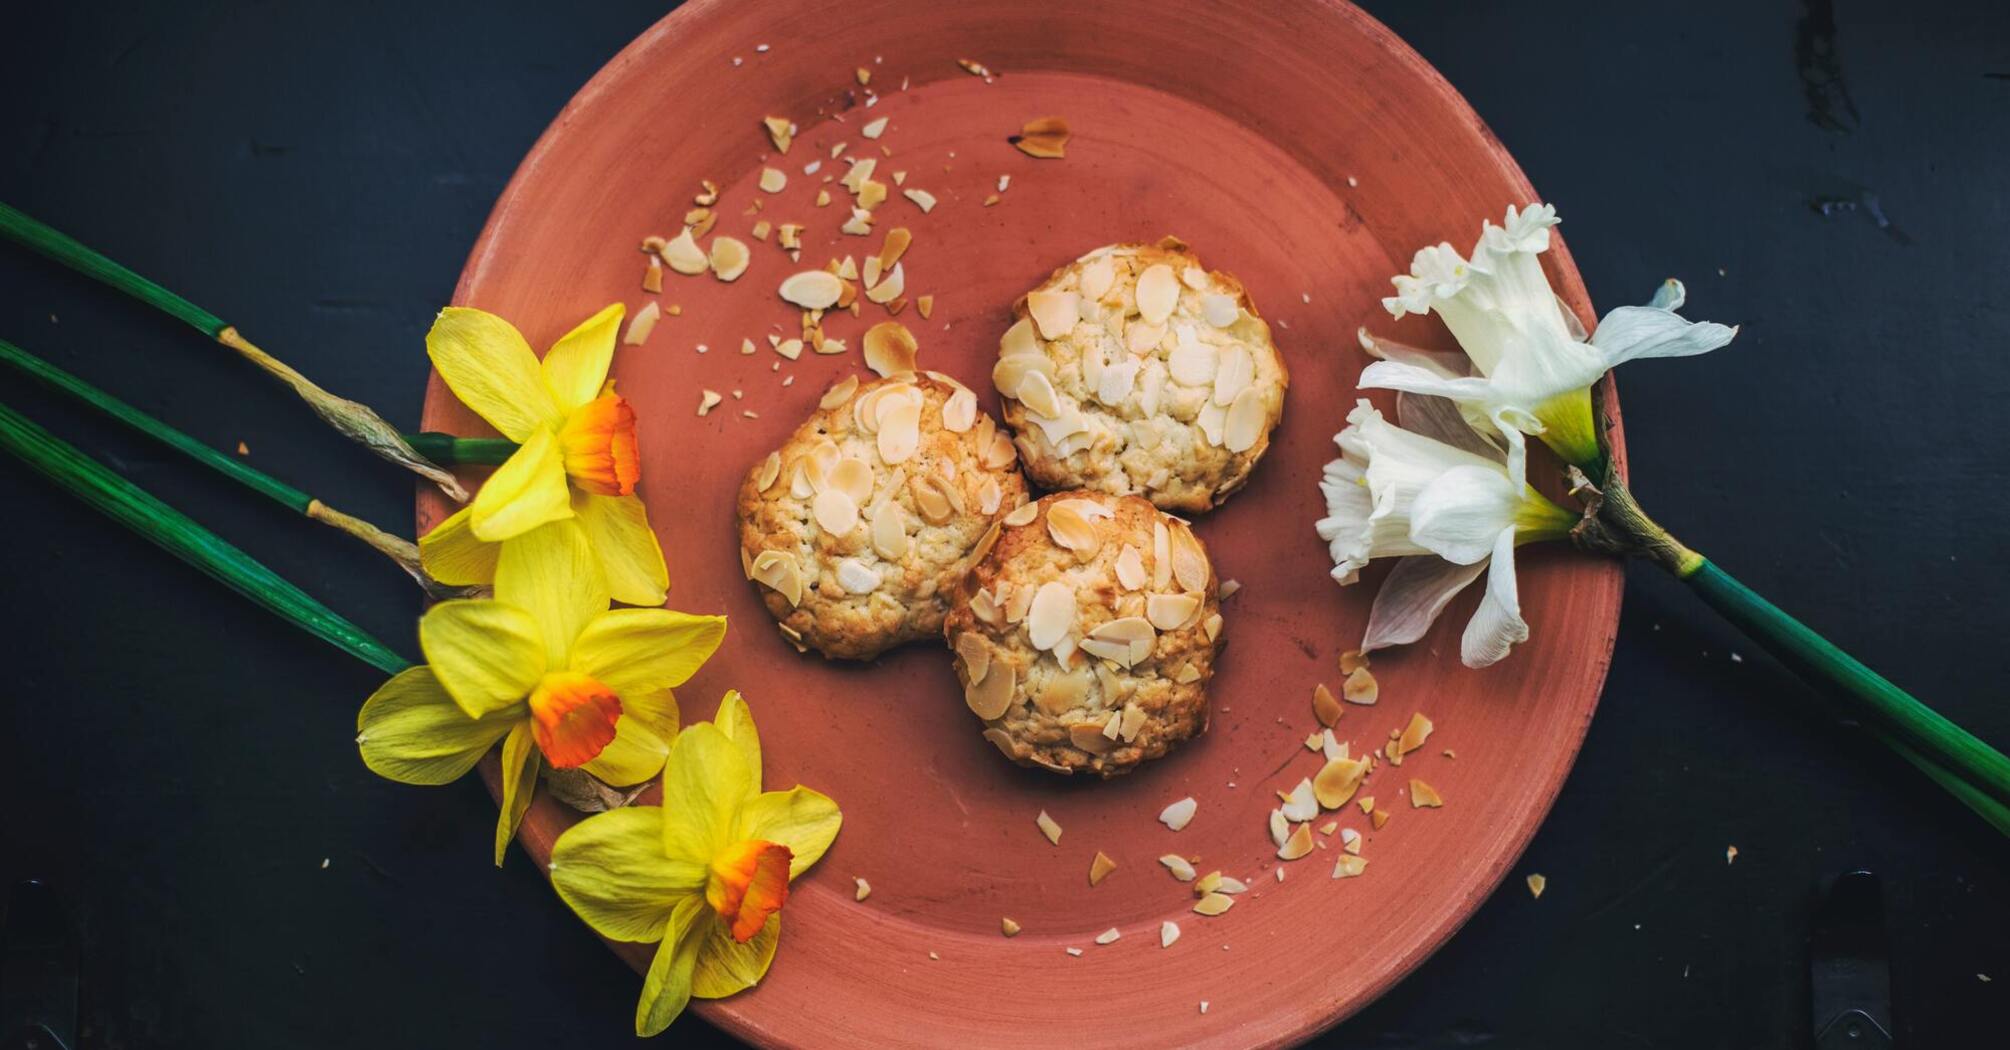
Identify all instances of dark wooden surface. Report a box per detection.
[1,1,2004,1046]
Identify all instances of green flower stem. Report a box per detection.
[0,200,466,501]
[0,399,411,675]
[1572,467,2010,828]
[402,432,518,466]
[0,338,458,595]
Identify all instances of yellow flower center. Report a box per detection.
[526,671,623,769]
[558,393,641,496]
[705,839,793,943]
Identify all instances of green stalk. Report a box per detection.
[0,339,466,597]
[0,200,466,501]
[402,432,518,466]
[1573,468,2010,827]
[0,399,410,675]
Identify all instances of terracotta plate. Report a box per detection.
[420,1,1623,1046]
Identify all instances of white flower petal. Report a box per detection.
[1357,359,1497,404]
[1590,305,1738,367]
[1356,327,1470,378]
[1408,465,1521,565]
[1361,556,1488,652]
[1647,279,1686,311]
[1460,526,1529,668]
[1396,391,1503,462]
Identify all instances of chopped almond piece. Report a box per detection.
[697,389,722,416]
[1526,874,1547,899]
[1339,649,1369,674]
[957,58,992,77]
[641,256,664,293]
[762,115,794,153]
[1001,917,1021,937]
[1094,927,1120,945]
[1276,823,1314,861]
[1036,809,1062,845]
[1409,779,1443,808]
[1159,854,1196,881]
[1356,795,1374,814]
[1012,116,1070,159]
[854,877,871,901]
[1089,851,1118,886]
[916,294,934,319]
[1342,666,1378,705]
[816,188,832,208]
[1395,712,1434,757]
[1371,808,1390,830]
[1192,892,1234,917]
[1332,854,1368,879]
[902,188,937,213]
[855,67,872,86]
[623,301,661,345]
[1313,682,1343,726]
[861,116,889,139]
[982,193,1000,207]
[1160,921,1180,948]
[751,219,772,241]
[878,227,912,270]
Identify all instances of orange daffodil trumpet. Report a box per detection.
[357,520,725,864]
[550,693,841,1036]
[418,303,670,606]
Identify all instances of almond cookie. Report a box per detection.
[993,238,1288,513]
[738,371,1029,660]
[944,490,1223,777]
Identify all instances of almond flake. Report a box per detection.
[1313,683,1343,726]
[818,374,859,409]
[1095,928,1121,945]
[865,263,905,304]
[1278,823,1314,861]
[965,660,1014,720]
[854,877,872,901]
[1027,290,1080,339]
[780,270,843,309]
[1339,649,1370,674]
[1158,796,1197,831]
[1003,502,1039,527]
[1314,756,1370,810]
[1526,873,1547,899]
[1340,828,1363,855]
[1268,809,1290,848]
[1409,779,1443,808]
[1066,947,1083,957]
[878,227,912,270]
[1089,851,1118,886]
[1027,581,1074,651]
[917,294,935,319]
[623,301,662,345]
[661,227,709,275]
[1304,733,1323,752]
[1160,921,1181,948]
[1001,917,1021,937]
[902,188,937,213]
[761,115,794,153]
[1332,854,1368,879]
[815,188,832,208]
[696,388,722,416]
[1012,116,1070,159]
[1159,854,1196,881]
[641,256,664,293]
[709,236,751,282]
[1146,593,1200,631]
[1036,809,1062,845]
[861,116,889,139]
[1371,808,1390,830]
[812,489,859,536]
[1223,386,1266,452]
[862,321,918,376]
[1192,892,1234,917]
[1342,666,1379,705]
[1395,712,1434,757]
[1280,779,1317,822]
[1135,264,1179,325]
[759,167,787,193]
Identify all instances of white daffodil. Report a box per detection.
[1317,398,1576,667]
[1362,203,1737,467]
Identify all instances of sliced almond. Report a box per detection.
[1159,854,1197,881]
[1212,345,1254,406]
[877,227,912,271]
[1003,502,1040,528]
[1045,501,1101,556]
[1079,254,1117,301]
[780,270,844,309]
[955,632,992,685]
[1034,668,1089,715]
[1012,116,1070,159]
[1223,385,1266,453]
[1341,827,1363,855]
[812,489,860,535]
[749,550,803,607]
[835,558,880,594]
[752,451,783,493]
[1168,332,1218,386]
[1094,927,1120,945]
[1332,854,1369,879]
[1280,778,1318,822]
[1526,874,1547,899]
[1114,545,1147,590]
[1268,808,1290,848]
[623,301,662,346]
[1396,712,1435,757]
[1314,755,1370,810]
[1027,581,1075,651]
[827,457,874,503]
[817,374,860,411]
[1119,703,1146,742]
[999,316,1042,357]
[1194,870,1223,896]
[1070,721,1115,754]
[1084,850,1118,887]
[1340,649,1370,674]
[1135,264,1179,325]
[1158,796,1197,831]
[862,321,918,376]
[1200,293,1239,328]
[641,255,664,293]
[872,501,910,560]
[861,116,889,139]
[1036,809,1062,845]
[1277,822,1315,861]
[662,228,709,275]
[1201,613,1223,643]
[865,263,905,304]
[1410,779,1444,808]
[1169,523,1208,592]
[910,474,954,523]
[1372,808,1391,830]
[854,876,871,901]
[1342,666,1379,705]
[1087,616,1156,668]
[1160,920,1180,948]
[1356,795,1375,815]
[709,236,751,282]
[942,387,978,433]
[840,157,877,193]
[876,401,921,463]
[902,188,937,213]
[1313,683,1343,727]
[1027,291,1080,340]
[1151,520,1172,590]
[697,388,723,416]
[1192,892,1234,917]
[966,660,1015,720]
[758,167,787,193]
[761,115,794,153]
[1146,593,1201,631]
[977,476,1003,515]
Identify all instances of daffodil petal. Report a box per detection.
[572,609,727,697]
[417,505,498,586]
[469,428,574,542]
[1408,465,1522,566]
[582,688,679,787]
[495,721,540,867]
[574,493,669,606]
[713,690,761,790]
[1461,526,1530,668]
[661,723,750,865]
[495,518,609,668]
[549,806,706,942]
[636,897,710,1037]
[417,599,546,717]
[426,307,561,441]
[691,911,779,1000]
[738,787,841,878]
[356,667,519,785]
[541,303,624,414]
[1590,304,1738,367]
[1361,555,1488,653]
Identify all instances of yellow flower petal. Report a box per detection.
[691,912,779,1000]
[417,600,546,718]
[637,896,710,1037]
[356,667,519,785]
[495,519,609,668]
[571,609,726,697]
[426,306,561,442]
[495,721,540,867]
[581,688,680,787]
[417,505,498,586]
[541,302,624,414]
[660,723,750,865]
[713,690,761,791]
[550,807,705,942]
[574,493,668,606]
[469,428,574,542]
[738,787,842,878]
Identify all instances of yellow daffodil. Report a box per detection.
[550,693,841,1036]
[418,303,670,606]
[358,520,724,864]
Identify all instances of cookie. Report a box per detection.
[943,490,1223,777]
[992,238,1289,513]
[737,371,1030,660]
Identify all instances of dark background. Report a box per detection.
[2,1,2005,1047]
